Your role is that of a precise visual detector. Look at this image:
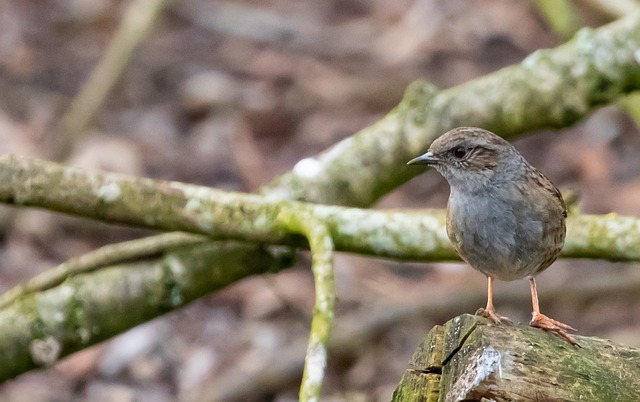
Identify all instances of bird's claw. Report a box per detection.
[530,312,579,346]
[476,307,513,326]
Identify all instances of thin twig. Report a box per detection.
[0,232,206,309]
[579,0,640,19]
[50,0,169,161]
[533,0,581,39]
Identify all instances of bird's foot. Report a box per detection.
[530,312,579,346]
[476,307,512,326]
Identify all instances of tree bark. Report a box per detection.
[0,241,286,381]
[392,314,640,402]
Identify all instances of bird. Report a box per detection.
[407,127,577,345]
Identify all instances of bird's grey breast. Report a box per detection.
[446,186,547,281]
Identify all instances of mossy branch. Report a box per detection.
[0,241,291,381]
[263,13,640,206]
[0,154,453,261]
[277,211,335,402]
[0,232,207,309]
[2,156,640,265]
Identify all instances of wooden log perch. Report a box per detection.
[392,314,640,402]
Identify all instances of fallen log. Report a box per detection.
[392,314,640,402]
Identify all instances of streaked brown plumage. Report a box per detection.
[408,127,577,345]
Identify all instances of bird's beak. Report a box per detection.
[407,151,439,166]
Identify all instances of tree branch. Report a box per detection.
[0,154,453,260]
[2,155,640,264]
[263,13,640,206]
[277,211,335,402]
[0,241,290,381]
[0,232,207,309]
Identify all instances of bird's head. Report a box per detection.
[407,127,522,191]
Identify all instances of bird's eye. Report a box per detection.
[452,146,467,159]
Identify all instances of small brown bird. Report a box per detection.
[408,127,577,345]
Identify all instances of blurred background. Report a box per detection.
[1,0,640,401]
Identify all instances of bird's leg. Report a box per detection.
[476,276,511,325]
[529,277,578,346]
